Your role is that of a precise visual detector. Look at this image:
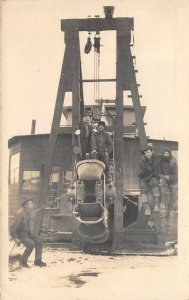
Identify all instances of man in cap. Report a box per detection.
[138,145,161,214]
[72,115,92,162]
[91,121,113,177]
[10,199,46,268]
[159,148,178,215]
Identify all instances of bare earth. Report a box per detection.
[2,243,189,300]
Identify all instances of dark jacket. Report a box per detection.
[91,131,113,154]
[10,208,31,240]
[138,155,161,182]
[72,122,92,155]
[160,156,178,184]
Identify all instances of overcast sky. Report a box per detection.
[1,0,189,143]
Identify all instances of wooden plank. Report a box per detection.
[56,125,136,134]
[82,79,116,83]
[113,27,125,234]
[35,31,81,235]
[61,17,133,33]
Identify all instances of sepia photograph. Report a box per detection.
[1,0,189,299]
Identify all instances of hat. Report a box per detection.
[142,145,153,154]
[97,121,106,128]
[82,115,90,122]
[21,198,33,207]
[162,147,172,156]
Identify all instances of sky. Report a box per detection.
[1,0,189,143]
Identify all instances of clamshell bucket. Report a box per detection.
[78,223,109,243]
[76,159,105,180]
[72,159,109,244]
[73,202,105,224]
[73,202,109,243]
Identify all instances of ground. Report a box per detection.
[2,243,189,300]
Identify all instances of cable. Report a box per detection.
[93,49,96,105]
[93,32,101,105]
[97,53,100,101]
[95,51,97,103]
[9,242,16,256]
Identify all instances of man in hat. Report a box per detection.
[159,148,178,215]
[10,199,46,268]
[91,121,113,177]
[138,145,161,214]
[72,115,92,162]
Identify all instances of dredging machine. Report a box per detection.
[11,6,177,254]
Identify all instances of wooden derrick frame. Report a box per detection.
[36,15,147,238]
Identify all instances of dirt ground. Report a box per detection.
[1,242,188,300]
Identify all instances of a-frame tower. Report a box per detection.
[37,8,148,242]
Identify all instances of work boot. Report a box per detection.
[34,259,47,267]
[20,260,29,268]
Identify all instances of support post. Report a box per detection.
[34,28,81,235]
[126,40,147,150]
[113,27,125,236]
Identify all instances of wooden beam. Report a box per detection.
[61,17,133,33]
[113,25,125,235]
[82,79,116,83]
[128,94,142,98]
[36,30,81,235]
[56,125,137,135]
[71,31,81,127]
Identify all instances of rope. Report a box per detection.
[97,53,100,101]
[93,49,96,105]
[90,47,93,106]
[96,52,98,101]
[9,242,16,256]
[93,33,101,105]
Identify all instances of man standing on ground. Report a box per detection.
[10,199,47,268]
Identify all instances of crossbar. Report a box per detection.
[81,79,116,83]
[61,17,133,32]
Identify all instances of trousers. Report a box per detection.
[97,152,109,172]
[139,177,160,204]
[160,181,178,212]
[19,234,43,263]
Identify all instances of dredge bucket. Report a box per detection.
[73,202,105,224]
[73,202,109,244]
[73,159,109,244]
[76,159,105,180]
[79,223,109,244]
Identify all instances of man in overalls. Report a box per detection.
[10,199,46,268]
